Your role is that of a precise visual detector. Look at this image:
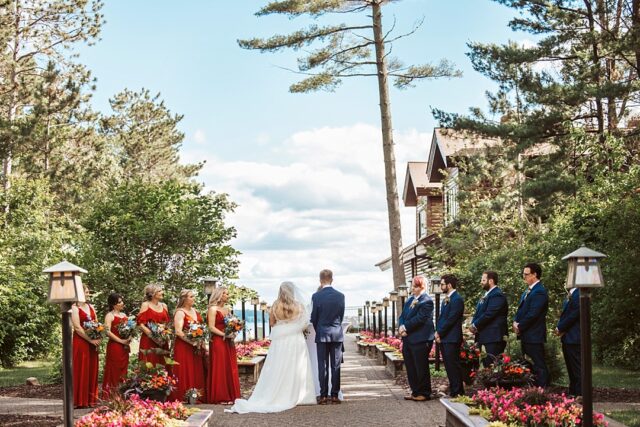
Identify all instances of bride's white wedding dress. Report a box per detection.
[226,310,317,414]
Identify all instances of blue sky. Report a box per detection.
[75,1,528,311]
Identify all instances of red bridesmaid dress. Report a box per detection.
[170,310,206,402]
[206,311,241,403]
[101,315,130,398]
[137,306,170,367]
[73,304,99,408]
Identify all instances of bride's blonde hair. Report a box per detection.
[272,281,300,320]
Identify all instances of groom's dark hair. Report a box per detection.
[319,269,333,283]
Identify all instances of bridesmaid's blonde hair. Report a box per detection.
[143,283,163,301]
[176,289,193,309]
[208,286,227,307]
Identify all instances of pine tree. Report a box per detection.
[239,0,461,289]
[102,89,202,183]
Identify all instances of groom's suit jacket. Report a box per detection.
[398,293,435,345]
[311,286,345,343]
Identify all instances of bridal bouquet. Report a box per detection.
[147,321,172,345]
[224,315,245,337]
[83,320,105,340]
[117,316,138,339]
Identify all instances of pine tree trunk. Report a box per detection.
[633,0,640,73]
[371,1,405,290]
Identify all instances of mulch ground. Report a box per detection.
[0,414,62,427]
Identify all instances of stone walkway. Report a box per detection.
[0,335,636,426]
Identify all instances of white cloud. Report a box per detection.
[182,123,430,308]
[193,129,207,145]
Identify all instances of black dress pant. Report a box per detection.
[562,343,582,396]
[317,342,343,398]
[521,342,549,387]
[402,341,433,398]
[441,342,464,397]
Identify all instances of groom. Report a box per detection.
[311,269,345,405]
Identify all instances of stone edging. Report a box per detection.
[184,409,213,426]
[439,398,489,427]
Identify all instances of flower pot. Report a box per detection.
[139,389,168,402]
[187,396,197,405]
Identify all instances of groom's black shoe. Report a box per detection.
[318,397,329,405]
[330,397,341,404]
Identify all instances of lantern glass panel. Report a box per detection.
[575,258,604,287]
[49,272,85,303]
[260,301,267,310]
[383,298,389,307]
[251,296,260,305]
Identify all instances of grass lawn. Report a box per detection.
[593,364,640,389]
[606,410,640,427]
[0,360,54,387]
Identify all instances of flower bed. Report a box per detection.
[75,394,197,427]
[235,339,271,361]
[461,387,608,426]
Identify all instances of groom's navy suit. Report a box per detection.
[437,291,465,397]
[514,281,549,387]
[311,286,345,399]
[398,293,435,399]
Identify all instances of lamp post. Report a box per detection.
[43,261,87,427]
[563,246,607,427]
[382,297,389,336]
[365,301,370,332]
[251,296,260,341]
[371,301,377,337]
[389,291,398,336]
[431,277,444,371]
[238,286,248,342]
[398,284,408,310]
[202,277,217,304]
[260,300,267,339]
[357,308,363,331]
[377,302,383,338]
[267,305,272,335]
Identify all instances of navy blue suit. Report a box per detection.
[514,281,549,387]
[311,286,345,398]
[437,291,465,397]
[398,293,435,398]
[557,289,581,395]
[471,287,508,366]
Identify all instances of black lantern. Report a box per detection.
[260,300,267,339]
[562,246,607,427]
[251,295,260,341]
[389,290,398,336]
[202,277,217,303]
[43,261,87,427]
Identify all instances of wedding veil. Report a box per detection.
[269,281,311,339]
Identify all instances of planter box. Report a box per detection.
[385,352,404,377]
[184,409,213,427]
[376,345,394,365]
[237,356,265,382]
[367,344,379,359]
[440,399,489,427]
[357,342,368,355]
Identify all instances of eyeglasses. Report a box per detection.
[522,272,533,278]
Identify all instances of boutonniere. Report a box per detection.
[444,296,450,304]
[410,298,419,309]
[479,297,486,304]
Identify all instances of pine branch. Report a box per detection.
[393,60,463,89]
[238,24,371,52]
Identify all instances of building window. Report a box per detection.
[445,170,459,226]
[418,206,427,239]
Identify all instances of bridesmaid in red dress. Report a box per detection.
[206,287,241,404]
[170,289,206,402]
[71,286,101,408]
[102,293,132,398]
[137,284,170,367]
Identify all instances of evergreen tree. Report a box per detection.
[102,89,202,183]
[239,0,461,290]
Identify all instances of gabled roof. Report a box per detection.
[403,162,442,207]
[426,128,500,183]
[375,233,439,271]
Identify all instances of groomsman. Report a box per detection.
[556,287,581,396]
[513,262,549,387]
[398,276,435,402]
[469,271,508,367]
[435,274,465,397]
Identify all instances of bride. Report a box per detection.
[226,282,317,414]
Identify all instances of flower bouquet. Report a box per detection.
[83,320,105,340]
[117,316,138,339]
[476,353,534,389]
[120,362,177,401]
[224,315,245,338]
[184,388,202,405]
[185,321,208,353]
[147,321,172,345]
